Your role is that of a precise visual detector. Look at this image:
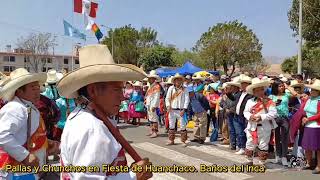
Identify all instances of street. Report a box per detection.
[119,120,319,180]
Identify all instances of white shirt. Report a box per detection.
[165,85,189,109]
[60,107,136,179]
[236,92,247,115]
[243,98,278,132]
[0,97,44,163]
[145,83,160,109]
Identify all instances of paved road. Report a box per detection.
[119,120,319,180]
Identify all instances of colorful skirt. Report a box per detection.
[301,127,320,150]
[128,104,146,118]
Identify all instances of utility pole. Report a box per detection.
[297,0,303,74]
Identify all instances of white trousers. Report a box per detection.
[169,110,186,130]
[147,109,158,123]
[246,126,271,151]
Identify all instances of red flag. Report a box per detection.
[74,0,82,13]
[89,2,98,18]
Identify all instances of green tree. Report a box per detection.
[288,0,320,46]
[138,45,175,72]
[172,49,206,68]
[101,25,159,65]
[194,20,263,77]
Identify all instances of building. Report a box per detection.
[0,46,80,75]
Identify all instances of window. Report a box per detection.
[3,66,15,72]
[3,56,15,62]
[42,67,47,72]
[24,56,30,63]
[64,58,69,64]
[3,56,9,62]
[9,56,15,62]
[47,58,52,64]
[75,59,79,64]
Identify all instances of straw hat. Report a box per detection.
[238,74,252,84]
[147,70,160,80]
[133,81,143,87]
[57,45,147,99]
[226,76,241,87]
[185,75,191,80]
[290,80,304,88]
[171,73,184,82]
[192,73,205,81]
[164,77,173,85]
[280,77,288,82]
[305,79,320,91]
[246,78,270,95]
[0,68,46,101]
[46,69,61,84]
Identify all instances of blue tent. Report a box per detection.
[176,61,203,75]
[156,67,176,77]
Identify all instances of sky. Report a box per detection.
[0,0,298,57]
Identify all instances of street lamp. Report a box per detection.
[101,25,115,61]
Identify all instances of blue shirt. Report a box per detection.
[42,86,60,100]
[190,96,205,113]
[56,97,76,129]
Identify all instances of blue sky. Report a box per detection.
[0,0,297,57]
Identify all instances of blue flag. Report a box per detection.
[63,20,86,40]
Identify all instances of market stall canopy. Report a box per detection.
[175,61,203,75]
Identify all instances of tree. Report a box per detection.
[101,25,159,65]
[137,45,175,72]
[194,20,263,77]
[16,33,56,72]
[172,49,206,68]
[288,0,320,46]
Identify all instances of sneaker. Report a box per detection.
[236,146,240,152]
[272,156,281,164]
[190,139,199,143]
[235,149,245,155]
[281,157,288,166]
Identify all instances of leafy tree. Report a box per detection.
[194,20,263,77]
[288,0,320,46]
[172,49,206,68]
[138,45,175,72]
[16,33,56,72]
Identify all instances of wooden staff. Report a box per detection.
[88,102,142,162]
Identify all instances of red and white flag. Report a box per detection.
[74,0,98,18]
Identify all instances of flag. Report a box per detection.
[91,23,103,41]
[63,20,86,40]
[74,0,98,18]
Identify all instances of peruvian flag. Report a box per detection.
[74,0,98,18]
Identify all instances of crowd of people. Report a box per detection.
[120,69,320,174]
[0,44,319,179]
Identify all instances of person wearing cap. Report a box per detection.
[188,86,210,144]
[234,74,254,155]
[243,78,278,167]
[41,69,62,100]
[165,73,190,146]
[128,81,146,126]
[0,68,58,179]
[225,77,241,150]
[57,45,152,179]
[299,79,320,174]
[145,70,161,138]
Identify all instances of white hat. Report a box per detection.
[192,73,205,81]
[279,74,284,78]
[290,80,304,88]
[0,68,47,101]
[246,78,270,95]
[305,79,320,91]
[57,45,147,98]
[238,74,252,84]
[280,77,288,82]
[226,76,241,87]
[46,69,61,84]
[147,70,160,80]
[133,81,143,87]
[185,75,191,79]
[171,73,184,82]
[164,77,173,85]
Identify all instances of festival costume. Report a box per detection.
[145,82,161,136]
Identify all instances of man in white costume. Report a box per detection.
[0,68,59,179]
[243,78,278,167]
[58,45,152,180]
[165,73,190,146]
[144,70,161,138]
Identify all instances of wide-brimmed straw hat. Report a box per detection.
[133,81,143,87]
[147,70,160,80]
[46,69,61,84]
[246,78,270,95]
[305,79,320,91]
[290,80,304,88]
[57,44,147,99]
[0,68,46,101]
[164,77,173,85]
[171,73,184,82]
[226,76,241,87]
[238,74,252,84]
[192,73,205,81]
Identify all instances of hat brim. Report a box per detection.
[47,78,59,84]
[57,64,147,99]
[0,73,47,101]
[147,75,160,80]
[192,77,205,81]
[172,76,184,82]
[246,81,270,95]
[239,80,252,84]
[226,82,241,87]
[305,84,320,91]
[290,83,304,88]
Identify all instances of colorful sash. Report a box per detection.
[170,87,184,104]
[145,84,160,97]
